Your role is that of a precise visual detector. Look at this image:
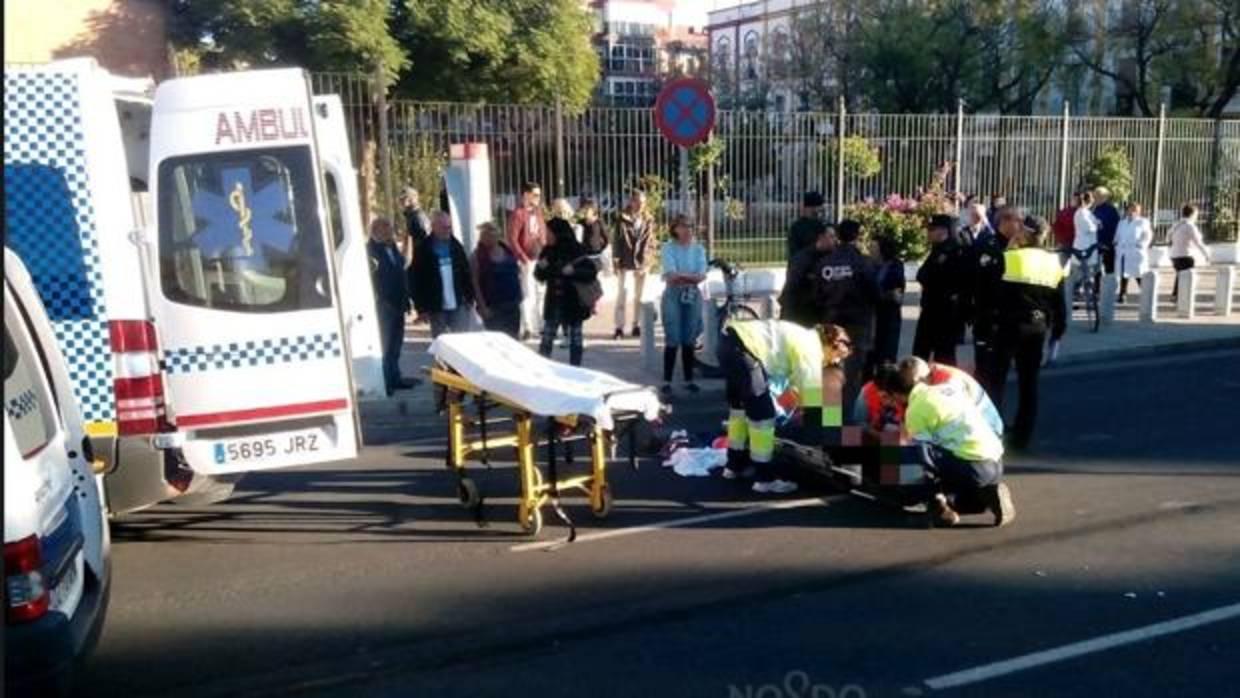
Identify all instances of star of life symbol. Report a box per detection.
[190,166,297,261]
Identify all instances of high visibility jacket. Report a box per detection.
[726,319,823,409]
[927,364,1003,436]
[998,247,1068,340]
[905,382,1005,463]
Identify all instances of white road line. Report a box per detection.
[924,601,1240,691]
[510,496,833,552]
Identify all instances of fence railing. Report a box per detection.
[310,72,1240,265]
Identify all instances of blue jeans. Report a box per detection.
[915,443,1002,514]
[539,314,584,366]
[429,306,473,338]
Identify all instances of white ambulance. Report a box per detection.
[4,59,381,515]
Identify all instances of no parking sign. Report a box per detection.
[653,78,716,148]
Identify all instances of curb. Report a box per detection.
[360,333,1240,425]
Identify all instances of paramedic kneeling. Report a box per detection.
[878,359,1015,527]
[718,320,850,495]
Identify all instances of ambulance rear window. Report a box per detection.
[157,145,332,313]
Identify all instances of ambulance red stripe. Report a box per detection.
[174,399,349,427]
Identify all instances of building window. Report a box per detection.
[743,31,759,80]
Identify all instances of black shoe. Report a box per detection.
[394,377,421,390]
[630,326,641,338]
[985,483,1016,527]
[684,383,701,394]
[660,384,673,397]
[613,328,624,340]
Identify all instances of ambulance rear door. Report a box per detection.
[312,94,386,403]
[146,68,358,475]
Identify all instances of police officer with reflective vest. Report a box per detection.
[992,213,1067,451]
[811,219,879,420]
[970,210,1009,397]
[913,214,971,366]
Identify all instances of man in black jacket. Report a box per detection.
[411,211,475,338]
[787,191,826,259]
[779,224,836,327]
[367,218,417,395]
[913,214,970,366]
[400,186,430,250]
[992,213,1068,451]
[970,208,1009,397]
[812,219,880,420]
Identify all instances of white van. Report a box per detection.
[4,60,376,514]
[4,250,111,697]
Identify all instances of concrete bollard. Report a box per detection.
[1177,269,1197,319]
[1217,266,1236,316]
[1100,274,1118,324]
[702,298,720,362]
[1138,270,1159,323]
[760,295,777,320]
[1063,263,1078,319]
[640,301,658,374]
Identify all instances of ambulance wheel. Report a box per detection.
[591,484,613,519]
[520,507,544,536]
[457,478,481,508]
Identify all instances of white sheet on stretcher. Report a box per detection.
[428,332,663,430]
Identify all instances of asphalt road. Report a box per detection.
[84,349,1240,698]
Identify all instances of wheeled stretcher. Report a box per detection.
[428,333,663,538]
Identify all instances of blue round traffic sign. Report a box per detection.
[654,78,716,148]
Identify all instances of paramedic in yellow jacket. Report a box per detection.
[719,319,852,495]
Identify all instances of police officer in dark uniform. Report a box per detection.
[913,214,970,366]
[970,209,1009,397]
[787,191,827,259]
[780,224,836,327]
[812,219,879,419]
[992,213,1067,451]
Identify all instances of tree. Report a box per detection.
[966,0,1069,114]
[391,0,599,112]
[1160,0,1240,118]
[166,0,408,81]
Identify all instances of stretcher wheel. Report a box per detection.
[457,478,481,508]
[591,484,613,519]
[520,507,544,536]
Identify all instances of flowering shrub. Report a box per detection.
[842,161,957,261]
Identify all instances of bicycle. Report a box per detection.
[1061,244,1101,333]
[708,258,762,336]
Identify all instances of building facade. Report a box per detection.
[589,0,711,106]
[4,0,170,79]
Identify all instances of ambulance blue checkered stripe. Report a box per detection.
[4,71,114,422]
[161,333,343,374]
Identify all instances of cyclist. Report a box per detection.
[811,219,880,418]
[993,214,1067,451]
[1070,190,1100,294]
[718,319,852,495]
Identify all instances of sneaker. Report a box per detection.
[987,483,1016,527]
[721,465,756,480]
[613,328,624,340]
[684,382,701,394]
[753,479,799,495]
[630,326,641,338]
[929,494,960,527]
[660,384,673,397]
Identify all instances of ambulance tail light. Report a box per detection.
[5,535,49,624]
[109,320,168,436]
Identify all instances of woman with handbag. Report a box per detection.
[660,214,708,396]
[535,217,601,366]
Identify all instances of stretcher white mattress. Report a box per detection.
[428,332,662,430]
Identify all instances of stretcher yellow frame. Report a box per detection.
[430,365,617,536]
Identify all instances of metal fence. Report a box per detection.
[310,72,1240,265]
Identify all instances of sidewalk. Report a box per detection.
[361,265,1238,425]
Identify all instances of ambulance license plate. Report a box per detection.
[212,429,322,465]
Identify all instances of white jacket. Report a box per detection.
[1169,219,1210,261]
[1073,207,1098,251]
[1115,215,1153,278]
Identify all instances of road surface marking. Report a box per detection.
[510,496,833,552]
[923,601,1240,691]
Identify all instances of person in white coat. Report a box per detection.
[1168,204,1212,301]
[1115,202,1153,303]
